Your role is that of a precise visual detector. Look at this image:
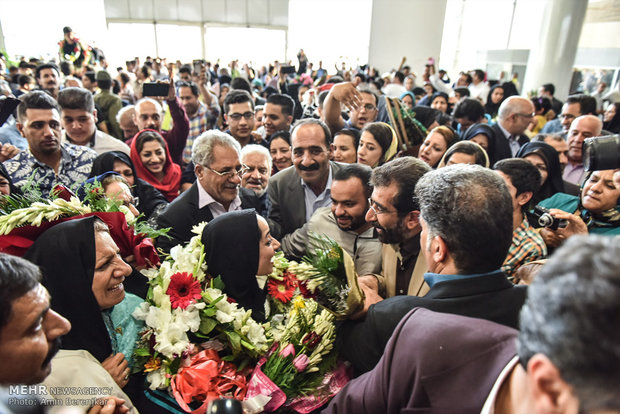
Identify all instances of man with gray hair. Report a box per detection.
[57,87,129,155]
[116,105,139,140]
[240,144,272,217]
[563,114,603,185]
[156,130,261,252]
[337,164,526,376]
[327,235,620,413]
[490,96,535,162]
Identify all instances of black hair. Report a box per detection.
[135,130,166,154]
[453,87,471,98]
[318,90,329,109]
[17,91,60,123]
[35,63,59,79]
[0,254,41,332]
[269,130,291,146]
[453,98,485,122]
[334,163,373,198]
[334,128,360,149]
[291,118,331,148]
[176,81,200,97]
[82,71,96,84]
[531,96,551,115]
[493,158,541,210]
[17,74,33,87]
[566,94,597,116]
[371,157,431,214]
[230,77,252,94]
[58,87,95,112]
[394,71,405,83]
[266,94,295,117]
[541,83,555,95]
[223,89,255,114]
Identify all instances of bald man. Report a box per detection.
[490,96,536,163]
[563,115,603,185]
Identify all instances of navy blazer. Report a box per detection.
[338,270,527,375]
[490,123,529,165]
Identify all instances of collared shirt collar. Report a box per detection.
[301,166,333,222]
[197,180,242,213]
[423,269,504,288]
[64,130,96,148]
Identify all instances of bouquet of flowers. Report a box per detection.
[131,225,352,413]
[0,181,164,266]
[289,233,364,319]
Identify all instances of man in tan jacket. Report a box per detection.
[357,157,431,305]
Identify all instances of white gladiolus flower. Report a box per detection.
[146,367,168,390]
[155,322,190,358]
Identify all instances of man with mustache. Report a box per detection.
[355,157,431,302]
[240,144,272,217]
[3,91,97,197]
[34,63,60,99]
[268,118,343,239]
[280,163,382,275]
[563,115,603,185]
[156,130,261,253]
[0,254,130,413]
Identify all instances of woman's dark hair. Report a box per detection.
[135,130,166,154]
[442,141,489,167]
[603,103,620,134]
[334,128,360,149]
[531,96,551,115]
[361,122,394,162]
[269,130,291,146]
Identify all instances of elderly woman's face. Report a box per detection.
[92,230,132,309]
[581,170,620,213]
[257,216,280,276]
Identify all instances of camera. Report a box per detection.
[583,135,620,172]
[532,206,567,230]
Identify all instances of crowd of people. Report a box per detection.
[0,29,620,413]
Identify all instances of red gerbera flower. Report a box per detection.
[166,272,202,309]
[298,279,316,299]
[267,278,295,303]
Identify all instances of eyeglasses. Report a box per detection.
[205,164,249,178]
[559,113,576,121]
[368,198,397,215]
[359,104,377,112]
[228,111,254,121]
[516,112,535,119]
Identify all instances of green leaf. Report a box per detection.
[203,307,217,317]
[221,355,235,362]
[225,331,242,352]
[199,317,217,335]
[212,276,226,291]
[134,348,152,357]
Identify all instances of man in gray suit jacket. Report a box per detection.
[325,235,620,414]
[268,118,342,240]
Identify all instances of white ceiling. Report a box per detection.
[104,0,289,27]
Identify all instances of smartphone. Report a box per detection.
[281,65,296,74]
[193,59,204,74]
[142,82,169,97]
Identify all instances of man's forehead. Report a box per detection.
[62,108,91,118]
[563,102,580,114]
[242,153,269,166]
[136,101,159,114]
[264,103,283,115]
[40,68,58,77]
[24,108,60,122]
[228,101,252,113]
[360,92,376,105]
[372,183,398,205]
[332,177,363,195]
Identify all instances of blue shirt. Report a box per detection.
[423,269,505,288]
[3,142,97,197]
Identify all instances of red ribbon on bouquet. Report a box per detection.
[170,350,249,414]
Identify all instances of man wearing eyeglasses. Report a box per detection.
[540,94,597,137]
[224,90,267,148]
[323,82,378,135]
[156,130,261,253]
[490,96,535,163]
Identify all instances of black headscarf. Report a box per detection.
[89,151,168,219]
[516,141,565,204]
[24,216,112,362]
[0,163,21,196]
[201,210,266,322]
[485,84,504,118]
[462,123,496,165]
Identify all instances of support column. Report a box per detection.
[522,0,588,100]
[368,0,447,73]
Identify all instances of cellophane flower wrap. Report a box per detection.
[132,224,349,413]
[289,233,364,319]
